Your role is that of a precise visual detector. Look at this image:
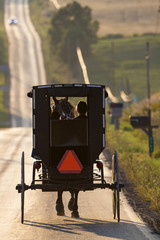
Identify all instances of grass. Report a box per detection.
[0,90,9,124]
[0,73,5,85]
[0,0,9,126]
[106,109,160,214]
[0,0,8,64]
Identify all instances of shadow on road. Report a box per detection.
[24,217,147,239]
[24,219,81,235]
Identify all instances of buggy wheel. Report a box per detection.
[112,187,116,219]
[112,157,116,219]
[112,150,120,222]
[21,152,25,224]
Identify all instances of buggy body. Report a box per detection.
[16,83,124,223]
[31,83,106,191]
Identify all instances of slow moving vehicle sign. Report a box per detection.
[57,150,83,174]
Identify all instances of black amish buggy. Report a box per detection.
[16,83,124,223]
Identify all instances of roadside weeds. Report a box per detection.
[103,147,160,234]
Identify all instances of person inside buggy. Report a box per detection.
[76,101,87,119]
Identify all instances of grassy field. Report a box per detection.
[0,0,8,64]
[65,0,159,36]
[0,0,9,126]
[87,34,160,101]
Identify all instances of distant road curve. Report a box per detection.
[4,0,46,127]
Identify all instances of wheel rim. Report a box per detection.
[112,190,116,219]
[21,152,25,224]
[115,150,120,222]
[112,151,120,222]
[112,155,116,219]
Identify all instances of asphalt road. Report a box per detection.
[4,0,46,127]
[1,0,160,239]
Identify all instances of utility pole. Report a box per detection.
[145,42,153,156]
[67,35,71,81]
[146,42,151,113]
[126,78,131,95]
[111,42,115,94]
[130,42,158,157]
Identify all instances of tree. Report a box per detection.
[49,1,99,67]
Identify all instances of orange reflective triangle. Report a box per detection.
[57,150,83,174]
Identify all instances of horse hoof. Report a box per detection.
[56,202,65,216]
[57,210,65,216]
[68,197,74,211]
[71,211,79,218]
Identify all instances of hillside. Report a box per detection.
[86,34,160,101]
[65,0,159,36]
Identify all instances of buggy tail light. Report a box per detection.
[34,161,41,170]
[96,159,103,169]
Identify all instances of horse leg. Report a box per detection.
[56,191,65,216]
[68,191,75,211]
[71,190,80,218]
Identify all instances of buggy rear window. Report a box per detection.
[50,119,88,147]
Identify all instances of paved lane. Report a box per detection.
[4,0,46,127]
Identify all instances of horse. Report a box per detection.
[51,96,75,120]
[51,96,80,218]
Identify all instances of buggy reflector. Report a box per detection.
[57,150,83,174]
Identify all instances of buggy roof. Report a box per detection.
[32,83,105,97]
